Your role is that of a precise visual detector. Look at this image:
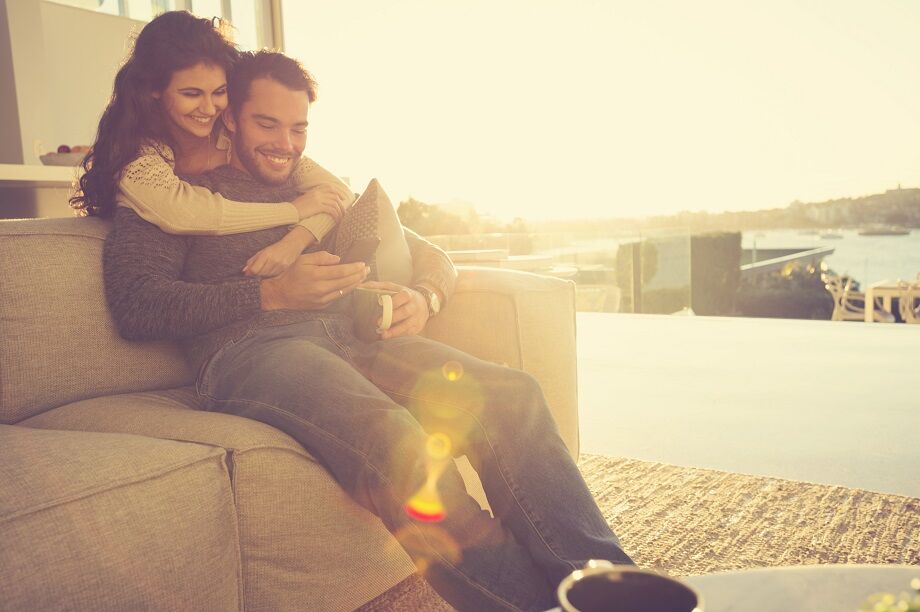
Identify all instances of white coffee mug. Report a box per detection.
[556,560,703,612]
[353,287,396,342]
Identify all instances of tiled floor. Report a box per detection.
[576,312,920,498]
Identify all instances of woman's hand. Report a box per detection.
[244,226,315,277]
[292,185,346,221]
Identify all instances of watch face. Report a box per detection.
[418,286,440,315]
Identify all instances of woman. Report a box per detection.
[71,11,353,277]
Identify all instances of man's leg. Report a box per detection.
[196,319,560,611]
[352,333,634,588]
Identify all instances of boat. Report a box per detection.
[858,226,911,236]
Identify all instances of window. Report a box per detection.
[46,0,274,49]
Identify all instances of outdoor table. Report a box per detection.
[864,279,904,322]
[544,564,918,611]
[683,563,918,612]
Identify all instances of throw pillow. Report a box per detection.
[328,178,412,285]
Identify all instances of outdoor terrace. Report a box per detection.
[576,312,919,498]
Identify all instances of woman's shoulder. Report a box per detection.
[137,139,176,164]
[120,140,178,188]
[292,155,319,176]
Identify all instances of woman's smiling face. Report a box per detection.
[154,62,228,140]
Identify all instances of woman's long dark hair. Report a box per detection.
[71,11,238,217]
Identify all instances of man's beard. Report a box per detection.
[233,137,297,185]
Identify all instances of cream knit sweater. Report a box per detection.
[116,138,356,240]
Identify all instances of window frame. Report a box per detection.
[43,0,281,49]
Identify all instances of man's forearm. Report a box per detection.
[404,228,457,305]
[104,208,262,341]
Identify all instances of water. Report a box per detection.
[529,228,920,289]
[743,229,920,286]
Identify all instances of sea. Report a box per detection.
[743,229,920,286]
[533,228,920,288]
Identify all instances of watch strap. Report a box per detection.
[414,285,440,316]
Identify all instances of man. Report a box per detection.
[104,51,632,612]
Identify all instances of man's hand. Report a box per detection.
[360,281,430,339]
[291,185,346,221]
[260,251,368,311]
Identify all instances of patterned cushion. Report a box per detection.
[328,179,413,285]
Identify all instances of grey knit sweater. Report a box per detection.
[103,164,457,373]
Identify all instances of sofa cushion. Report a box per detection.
[21,388,418,611]
[0,217,193,424]
[0,425,241,611]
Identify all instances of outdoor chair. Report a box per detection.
[822,273,895,323]
[897,279,920,324]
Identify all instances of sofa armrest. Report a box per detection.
[423,266,579,459]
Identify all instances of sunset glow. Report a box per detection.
[284,1,920,221]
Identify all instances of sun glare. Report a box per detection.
[284,1,920,221]
[405,433,453,523]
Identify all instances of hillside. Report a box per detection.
[529,187,920,233]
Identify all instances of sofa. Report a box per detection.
[0,216,580,611]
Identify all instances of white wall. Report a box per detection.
[0,0,23,163]
[0,0,140,164]
[1,0,52,164]
[2,1,277,164]
[39,2,142,151]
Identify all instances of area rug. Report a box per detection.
[579,454,919,575]
[358,454,920,610]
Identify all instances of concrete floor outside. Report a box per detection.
[575,312,919,498]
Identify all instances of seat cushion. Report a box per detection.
[22,388,418,612]
[0,425,241,611]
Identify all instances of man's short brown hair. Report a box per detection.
[228,50,318,117]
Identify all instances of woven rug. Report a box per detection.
[580,454,919,575]
[358,454,920,610]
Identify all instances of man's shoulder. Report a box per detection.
[181,164,257,195]
[113,205,144,224]
[111,206,183,243]
[176,165,226,190]
[190,165,297,203]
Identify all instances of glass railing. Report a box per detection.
[615,229,692,315]
[428,227,694,314]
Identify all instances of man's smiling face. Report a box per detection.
[223,77,309,184]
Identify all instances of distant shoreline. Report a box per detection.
[525,186,920,234]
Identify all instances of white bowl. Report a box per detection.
[40,152,87,166]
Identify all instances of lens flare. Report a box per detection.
[394,523,462,572]
[405,497,446,523]
[405,433,452,523]
[406,366,484,441]
[441,361,464,381]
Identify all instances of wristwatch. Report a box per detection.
[413,285,441,317]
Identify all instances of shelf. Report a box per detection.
[0,163,81,188]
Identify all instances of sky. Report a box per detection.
[282,0,920,221]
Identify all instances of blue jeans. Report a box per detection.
[196,316,632,611]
